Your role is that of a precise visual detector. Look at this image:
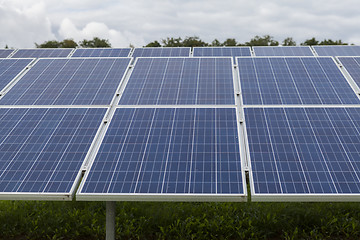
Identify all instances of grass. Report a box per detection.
[1,201,360,239]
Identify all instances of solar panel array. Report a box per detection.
[253,46,314,56]
[193,47,251,57]
[72,48,131,57]
[314,46,360,56]
[132,47,191,58]
[11,49,73,58]
[0,45,360,202]
[0,49,14,58]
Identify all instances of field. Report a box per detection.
[1,200,360,239]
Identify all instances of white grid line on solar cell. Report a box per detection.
[0,107,107,200]
[193,47,252,57]
[71,48,131,57]
[253,46,314,56]
[11,48,73,58]
[237,57,360,105]
[119,57,235,105]
[0,58,131,105]
[77,107,246,201]
[245,107,360,201]
[313,46,360,56]
[132,47,191,58]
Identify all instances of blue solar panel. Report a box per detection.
[246,107,360,200]
[78,108,244,200]
[119,57,235,105]
[338,57,360,90]
[0,49,14,58]
[238,57,360,105]
[0,58,131,105]
[193,47,251,57]
[0,58,33,91]
[314,46,360,56]
[253,46,314,56]
[11,49,72,58]
[132,48,190,58]
[0,108,106,199]
[71,48,131,57]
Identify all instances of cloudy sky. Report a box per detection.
[1,0,360,48]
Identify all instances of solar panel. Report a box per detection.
[11,49,73,58]
[0,58,131,105]
[71,48,131,57]
[237,57,360,105]
[119,57,235,105]
[314,46,360,56]
[193,47,251,57]
[77,107,245,201]
[245,107,360,201]
[132,48,190,58]
[0,58,33,92]
[0,108,106,200]
[0,49,14,58]
[253,46,314,56]
[338,57,360,91]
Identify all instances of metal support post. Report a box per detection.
[106,201,116,240]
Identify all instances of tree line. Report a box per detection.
[33,35,349,48]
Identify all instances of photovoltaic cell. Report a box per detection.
[193,47,251,57]
[0,108,106,199]
[71,48,131,57]
[0,49,14,58]
[119,57,235,105]
[238,57,360,105]
[11,49,73,58]
[253,46,314,56]
[78,108,244,200]
[314,46,360,56]
[245,107,360,200]
[338,57,360,90]
[132,48,190,58]
[0,58,131,105]
[0,58,33,91]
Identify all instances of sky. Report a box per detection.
[1,0,360,48]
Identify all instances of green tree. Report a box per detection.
[59,39,78,48]
[145,40,161,47]
[211,39,222,46]
[35,40,61,48]
[301,37,319,46]
[162,37,183,47]
[245,35,279,46]
[182,36,207,47]
[223,38,237,46]
[319,39,347,45]
[79,37,111,48]
[282,37,296,46]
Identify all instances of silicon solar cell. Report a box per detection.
[237,57,360,105]
[193,47,251,57]
[338,57,360,90]
[119,57,235,105]
[132,47,190,58]
[0,49,14,58]
[314,46,360,56]
[245,107,360,201]
[0,58,33,91]
[77,108,245,201]
[0,108,106,200]
[253,46,314,56]
[0,58,131,105]
[11,49,73,58]
[71,48,131,57]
